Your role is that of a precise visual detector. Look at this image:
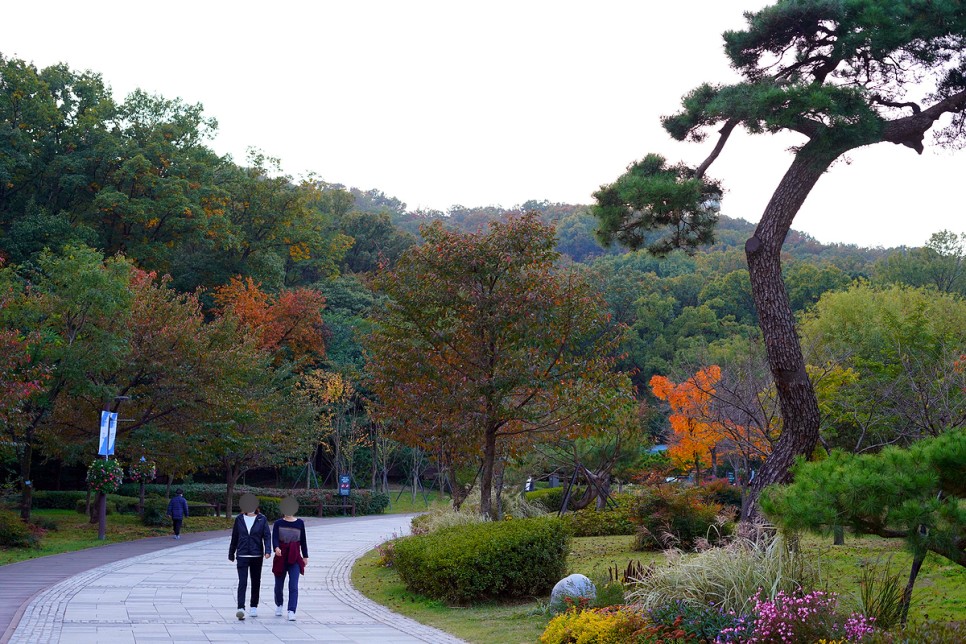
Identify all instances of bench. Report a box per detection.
[318,499,355,517]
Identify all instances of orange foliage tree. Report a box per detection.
[213,276,326,364]
[650,367,723,482]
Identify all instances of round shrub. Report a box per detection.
[393,516,569,604]
[109,494,142,514]
[0,509,37,548]
[632,484,728,550]
[141,496,168,526]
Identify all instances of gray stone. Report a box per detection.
[549,573,596,613]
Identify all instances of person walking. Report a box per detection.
[272,496,308,621]
[228,493,272,620]
[165,488,189,540]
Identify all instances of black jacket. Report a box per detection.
[228,513,271,560]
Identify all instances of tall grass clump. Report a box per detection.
[410,505,490,535]
[628,528,816,616]
[854,559,904,631]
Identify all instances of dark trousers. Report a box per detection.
[172,518,183,536]
[236,557,264,609]
[274,562,300,612]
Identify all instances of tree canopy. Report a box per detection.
[365,214,634,518]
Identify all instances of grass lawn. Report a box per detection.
[382,487,451,514]
[0,509,231,566]
[804,533,966,625]
[352,530,966,644]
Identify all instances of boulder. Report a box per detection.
[549,573,596,613]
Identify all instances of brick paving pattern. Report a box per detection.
[2,515,466,643]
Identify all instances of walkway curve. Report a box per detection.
[2,515,466,644]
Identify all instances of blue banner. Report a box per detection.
[98,411,118,456]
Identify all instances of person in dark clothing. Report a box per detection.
[165,489,189,539]
[228,493,272,620]
[272,496,308,621]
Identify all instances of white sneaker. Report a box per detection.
[275,605,283,617]
[287,611,296,621]
[236,608,246,620]
[249,607,257,617]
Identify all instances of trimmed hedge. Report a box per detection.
[142,496,168,526]
[257,496,282,521]
[32,490,89,510]
[562,507,637,537]
[116,483,390,517]
[75,499,118,515]
[393,516,569,604]
[73,494,142,515]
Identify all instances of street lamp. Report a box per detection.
[97,395,130,540]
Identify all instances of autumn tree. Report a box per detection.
[593,1,966,518]
[213,275,326,365]
[365,214,631,519]
[650,367,725,482]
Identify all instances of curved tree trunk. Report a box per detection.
[742,146,840,521]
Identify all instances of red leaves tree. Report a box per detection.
[365,213,631,519]
[213,275,326,363]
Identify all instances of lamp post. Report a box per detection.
[97,395,130,541]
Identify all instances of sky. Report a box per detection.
[2,1,963,249]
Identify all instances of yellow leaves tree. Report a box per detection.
[295,370,366,488]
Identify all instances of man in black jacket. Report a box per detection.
[228,493,272,620]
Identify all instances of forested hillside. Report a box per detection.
[2,53,963,517]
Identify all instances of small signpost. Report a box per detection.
[339,475,350,496]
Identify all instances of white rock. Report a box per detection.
[549,573,596,613]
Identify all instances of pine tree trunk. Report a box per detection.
[900,550,926,626]
[742,147,838,522]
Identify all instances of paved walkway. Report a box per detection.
[1,515,466,643]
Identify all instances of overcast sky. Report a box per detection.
[3,1,962,248]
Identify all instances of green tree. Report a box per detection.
[1,245,132,519]
[873,230,966,296]
[800,283,966,450]
[365,214,632,519]
[337,210,416,274]
[592,1,966,518]
[761,429,966,624]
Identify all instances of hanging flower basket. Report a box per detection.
[87,459,124,495]
[128,459,157,483]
